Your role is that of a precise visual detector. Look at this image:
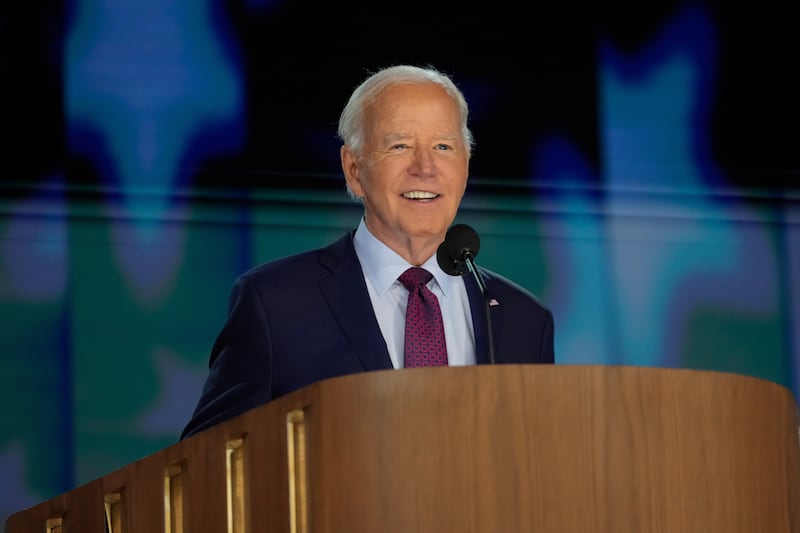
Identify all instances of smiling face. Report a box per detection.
[340,82,470,265]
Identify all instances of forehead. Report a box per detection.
[367,83,461,134]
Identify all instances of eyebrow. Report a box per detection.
[382,132,408,145]
[382,132,460,145]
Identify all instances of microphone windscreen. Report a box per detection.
[437,224,480,275]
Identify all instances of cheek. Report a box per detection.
[450,172,469,195]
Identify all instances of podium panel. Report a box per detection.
[6,365,800,532]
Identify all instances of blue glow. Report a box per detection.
[66,0,244,302]
[1,178,67,300]
[531,135,618,364]
[598,6,781,366]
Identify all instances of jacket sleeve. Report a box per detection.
[180,274,273,440]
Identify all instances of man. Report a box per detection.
[181,65,554,440]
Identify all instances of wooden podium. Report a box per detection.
[6,365,800,532]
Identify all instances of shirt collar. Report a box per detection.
[353,218,456,298]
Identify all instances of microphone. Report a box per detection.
[436,224,496,364]
[436,223,480,276]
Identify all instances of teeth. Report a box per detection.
[403,191,438,199]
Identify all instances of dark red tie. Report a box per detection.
[398,267,449,367]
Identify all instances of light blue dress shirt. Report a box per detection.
[353,218,476,368]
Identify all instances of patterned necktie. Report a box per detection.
[398,267,449,367]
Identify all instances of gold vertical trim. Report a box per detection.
[45,517,62,533]
[226,436,247,533]
[164,461,185,533]
[287,409,309,533]
[104,492,123,532]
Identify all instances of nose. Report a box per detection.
[409,147,435,176]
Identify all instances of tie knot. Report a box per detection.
[398,267,433,289]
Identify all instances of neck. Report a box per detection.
[361,219,443,267]
[400,242,438,267]
[382,234,440,266]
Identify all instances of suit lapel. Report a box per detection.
[318,232,394,371]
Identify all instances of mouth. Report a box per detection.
[402,191,439,200]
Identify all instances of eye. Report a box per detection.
[434,143,453,151]
[390,143,409,151]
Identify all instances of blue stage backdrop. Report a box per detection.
[1,0,798,524]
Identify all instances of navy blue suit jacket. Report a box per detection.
[181,230,554,439]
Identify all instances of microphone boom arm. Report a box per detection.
[464,252,496,365]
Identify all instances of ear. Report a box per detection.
[340,145,365,198]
